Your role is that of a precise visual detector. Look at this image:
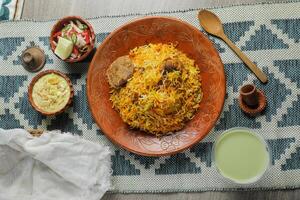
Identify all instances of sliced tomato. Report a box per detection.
[72,46,79,57]
[82,30,91,44]
[53,31,62,39]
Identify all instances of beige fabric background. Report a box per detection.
[22,0,285,20]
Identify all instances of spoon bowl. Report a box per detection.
[198,9,224,36]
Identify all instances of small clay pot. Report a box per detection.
[239,84,267,116]
[28,70,74,116]
[50,16,95,63]
[21,47,46,72]
[240,84,258,108]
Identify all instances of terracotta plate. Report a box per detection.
[87,16,226,156]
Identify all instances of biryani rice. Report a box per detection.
[109,43,202,135]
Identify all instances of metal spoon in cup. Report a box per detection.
[198,10,268,84]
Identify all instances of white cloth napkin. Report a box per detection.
[0,129,111,200]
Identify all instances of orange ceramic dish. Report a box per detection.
[87,16,226,156]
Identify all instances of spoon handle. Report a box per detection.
[219,33,268,83]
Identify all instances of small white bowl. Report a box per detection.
[212,127,271,184]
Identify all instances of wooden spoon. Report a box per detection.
[198,9,268,83]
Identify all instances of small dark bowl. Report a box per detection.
[50,16,95,63]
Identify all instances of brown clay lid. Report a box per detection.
[28,70,74,116]
[22,47,46,72]
[239,89,267,116]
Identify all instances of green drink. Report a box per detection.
[213,128,270,184]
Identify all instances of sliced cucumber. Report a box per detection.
[54,37,74,60]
